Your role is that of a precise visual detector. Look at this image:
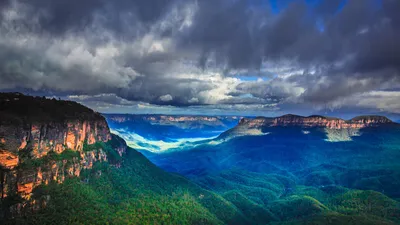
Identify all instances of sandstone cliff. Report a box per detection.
[0,93,125,202]
[220,114,396,141]
[237,114,393,129]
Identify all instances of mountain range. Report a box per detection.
[104,114,242,153]
[105,114,242,139]
[1,93,400,225]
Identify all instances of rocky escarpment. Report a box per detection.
[106,114,242,130]
[219,114,396,141]
[0,93,126,203]
[237,114,393,129]
[108,114,241,123]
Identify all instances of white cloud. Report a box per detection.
[159,94,173,102]
[356,91,400,113]
[188,97,199,103]
[1,0,400,116]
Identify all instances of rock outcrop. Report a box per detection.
[220,114,396,141]
[237,114,393,129]
[0,93,125,202]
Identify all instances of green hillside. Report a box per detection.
[5,144,250,225]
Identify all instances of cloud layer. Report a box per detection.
[0,0,400,116]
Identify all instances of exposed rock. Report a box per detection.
[0,150,19,170]
[0,93,125,203]
[220,114,396,141]
[350,115,393,124]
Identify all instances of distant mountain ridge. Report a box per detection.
[106,114,243,129]
[104,114,243,148]
[238,114,393,128]
[219,114,396,141]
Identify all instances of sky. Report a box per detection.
[0,0,400,118]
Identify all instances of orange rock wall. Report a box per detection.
[0,119,113,200]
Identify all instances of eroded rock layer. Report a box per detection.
[220,114,396,141]
[238,114,393,129]
[0,93,123,201]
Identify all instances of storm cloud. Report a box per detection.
[0,0,400,116]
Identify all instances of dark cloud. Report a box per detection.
[0,0,179,37]
[178,0,266,70]
[0,0,400,114]
[352,28,400,73]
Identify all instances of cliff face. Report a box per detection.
[237,115,394,129]
[0,93,123,201]
[106,114,242,129]
[221,114,396,141]
[1,119,111,157]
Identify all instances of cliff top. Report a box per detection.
[249,114,392,123]
[237,114,395,128]
[0,92,104,124]
[350,115,393,122]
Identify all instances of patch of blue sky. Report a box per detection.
[266,0,352,16]
[268,0,298,14]
[240,93,254,98]
[304,0,323,7]
[335,0,348,15]
[269,0,279,14]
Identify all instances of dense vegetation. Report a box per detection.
[5,145,252,225]
[7,125,399,224]
[5,142,400,224]
[6,156,400,224]
[0,93,104,124]
[2,93,400,224]
[143,125,400,224]
[195,170,400,224]
[17,148,81,170]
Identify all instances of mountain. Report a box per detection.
[150,114,400,179]
[144,114,400,224]
[219,114,395,141]
[0,93,252,225]
[106,114,241,129]
[2,94,400,225]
